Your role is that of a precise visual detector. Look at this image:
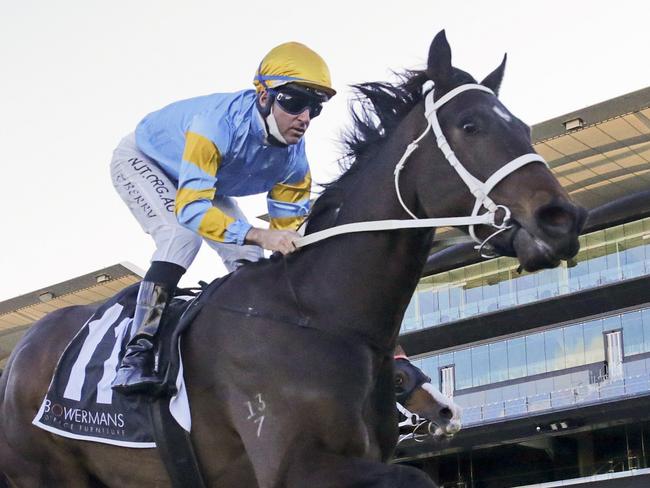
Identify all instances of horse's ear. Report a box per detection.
[394,344,408,358]
[426,30,453,90]
[481,53,507,96]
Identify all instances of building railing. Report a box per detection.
[459,373,650,426]
[401,257,650,332]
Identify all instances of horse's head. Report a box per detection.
[409,30,587,272]
[394,357,462,439]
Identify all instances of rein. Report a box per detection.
[294,82,548,257]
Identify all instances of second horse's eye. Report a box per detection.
[462,122,478,134]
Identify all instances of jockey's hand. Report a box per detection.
[245,228,299,255]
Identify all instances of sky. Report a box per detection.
[1,0,649,301]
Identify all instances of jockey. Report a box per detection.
[110,42,335,395]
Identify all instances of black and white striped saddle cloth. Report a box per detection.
[32,284,194,448]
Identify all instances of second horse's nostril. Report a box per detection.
[440,407,453,420]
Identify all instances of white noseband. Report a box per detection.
[394,81,548,257]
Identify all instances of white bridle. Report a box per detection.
[295,81,548,256]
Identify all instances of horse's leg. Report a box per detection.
[0,432,44,488]
[0,353,100,487]
[282,451,437,488]
[188,391,259,487]
[366,357,400,461]
[0,435,95,488]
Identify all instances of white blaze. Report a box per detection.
[422,382,463,435]
[493,105,512,122]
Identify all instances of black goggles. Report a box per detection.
[274,86,327,118]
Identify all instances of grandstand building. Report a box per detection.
[396,86,650,488]
[0,263,142,370]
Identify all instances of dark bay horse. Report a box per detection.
[0,31,586,487]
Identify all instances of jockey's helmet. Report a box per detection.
[253,42,336,99]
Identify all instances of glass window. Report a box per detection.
[437,288,450,312]
[454,349,472,390]
[603,315,621,332]
[535,377,554,395]
[402,296,418,331]
[498,277,515,308]
[449,286,463,310]
[438,352,454,369]
[545,328,566,372]
[537,268,560,298]
[622,239,646,265]
[516,273,537,304]
[420,355,439,390]
[508,337,527,379]
[471,345,490,387]
[465,285,482,306]
[489,341,509,383]
[526,332,546,375]
[643,309,650,354]
[622,311,644,356]
[564,323,585,368]
[418,288,437,327]
[481,282,500,313]
[584,319,605,363]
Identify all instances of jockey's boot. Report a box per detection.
[111,280,173,396]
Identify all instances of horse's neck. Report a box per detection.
[291,134,433,350]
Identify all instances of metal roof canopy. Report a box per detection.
[0,263,143,368]
[535,86,650,210]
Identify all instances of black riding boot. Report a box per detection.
[112,280,173,395]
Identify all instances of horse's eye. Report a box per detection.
[462,122,478,134]
[395,376,404,386]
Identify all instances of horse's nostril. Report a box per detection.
[536,202,578,236]
[538,205,571,228]
[440,407,453,420]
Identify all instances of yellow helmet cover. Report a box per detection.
[254,42,336,98]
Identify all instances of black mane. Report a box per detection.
[337,67,476,177]
[305,68,475,233]
[338,70,428,177]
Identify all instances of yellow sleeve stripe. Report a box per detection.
[270,216,304,231]
[175,187,217,215]
[182,131,221,175]
[197,207,237,242]
[269,171,312,203]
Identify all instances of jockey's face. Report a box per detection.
[273,100,311,145]
[259,89,314,145]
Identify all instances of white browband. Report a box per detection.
[294,81,548,255]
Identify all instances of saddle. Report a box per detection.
[31,274,230,447]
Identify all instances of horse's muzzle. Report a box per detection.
[486,200,587,272]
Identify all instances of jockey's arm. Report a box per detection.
[176,130,309,255]
[175,131,251,245]
[246,167,312,254]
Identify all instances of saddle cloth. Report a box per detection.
[32,284,192,448]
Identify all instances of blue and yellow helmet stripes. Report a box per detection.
[254,42,336,98]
